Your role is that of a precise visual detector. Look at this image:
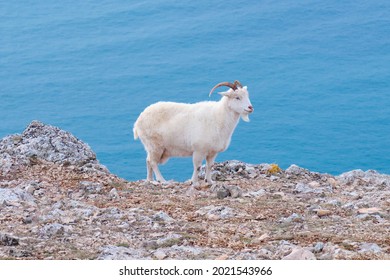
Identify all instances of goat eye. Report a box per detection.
[235,97,241,100]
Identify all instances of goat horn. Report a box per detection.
[209,81,238,97]
[234,80,243,88]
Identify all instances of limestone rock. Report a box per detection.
[285,164,309,176]
[314,209,332,217]
[215,186,230,199]
[1,120,390,260]
[156,233,182,247]
[282,213,303,223]
[195,205,236,219]
[153,211,174,222]
[313,242,324,253]
[282,248,316,260]
[80,181,103,194]
[39,223,68,237]
[357,207,382,215]
[0,233,19,246]
[153,250,167,260]
[359,243,382,254]
[245,189,266,197]
[0,187,35,205]
[337,169,390,187]
[215,254,229,260]
[212,185,243,199]
[185,186,198,197]
[227,185,243,198]
[0,120,108,174]
[259,233,270,242]
[109,188,120,200]
[98,245,150,260]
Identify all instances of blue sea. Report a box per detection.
[1,0,390,181]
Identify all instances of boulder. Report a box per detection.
[0,120,108,174]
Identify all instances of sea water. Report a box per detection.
[1,0,389,181]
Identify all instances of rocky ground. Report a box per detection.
[0,121,389,260]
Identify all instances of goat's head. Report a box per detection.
[209,80,254,122]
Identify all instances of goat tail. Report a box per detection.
[133,125,139,140]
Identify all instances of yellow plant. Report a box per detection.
[267,163,281,174]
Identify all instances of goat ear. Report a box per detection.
[218,91,234,98]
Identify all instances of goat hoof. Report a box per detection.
[204,179,214,185]
[156,179,167,183]
[191,181,200,187]
[161,180,175,186]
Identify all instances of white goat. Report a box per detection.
[133,80,253,184]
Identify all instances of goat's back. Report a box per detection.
[136,100,217,126]
[134,101,218,142]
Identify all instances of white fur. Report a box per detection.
[133,85,253,184]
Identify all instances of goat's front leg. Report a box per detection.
[191,152,204,186]
[205,153,217,184]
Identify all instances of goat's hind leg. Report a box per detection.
[146,155,153,181]
[149,150,166,183]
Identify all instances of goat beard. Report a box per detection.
[240,113,250,122]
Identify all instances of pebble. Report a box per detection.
[0,233,19,246]
[196,205,235,219]
[246,189,265,197]
[153,211,174,222]
[342,202,356,210]
[23,216,33,224]
[98,246,150,260]
[317,253,334,260]
[282,248,316,260]
[356,214,370,220]
[185,186,197,197]
[327,178,338,188]
[207,214,220,221]
[80,181,103,194]
[270,175,279,181]
[359,243,382,254]
[216,188,230,199]
[282,213,303,223]
[259,233,270,242]
[156,233,182,247]
[314,209,332,217]
[227,185,243,198]
[294,182,313,193]
[8,248,32,258]
[327,199,342,206]
[271,192,287,200]
[142,241,158,250]
[357,207,382,215]
[40,223,66,237]
[25,184,37,195]
[313,242,324,253]
[154,250,167,260]
[285,164,309,175]
[215,254,229,260]
[308,181,321,188]
[109,188,120,200]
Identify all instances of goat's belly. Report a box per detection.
[165,148,192,158]
[163,141,193,157]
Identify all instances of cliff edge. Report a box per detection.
[0,121,389,259]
